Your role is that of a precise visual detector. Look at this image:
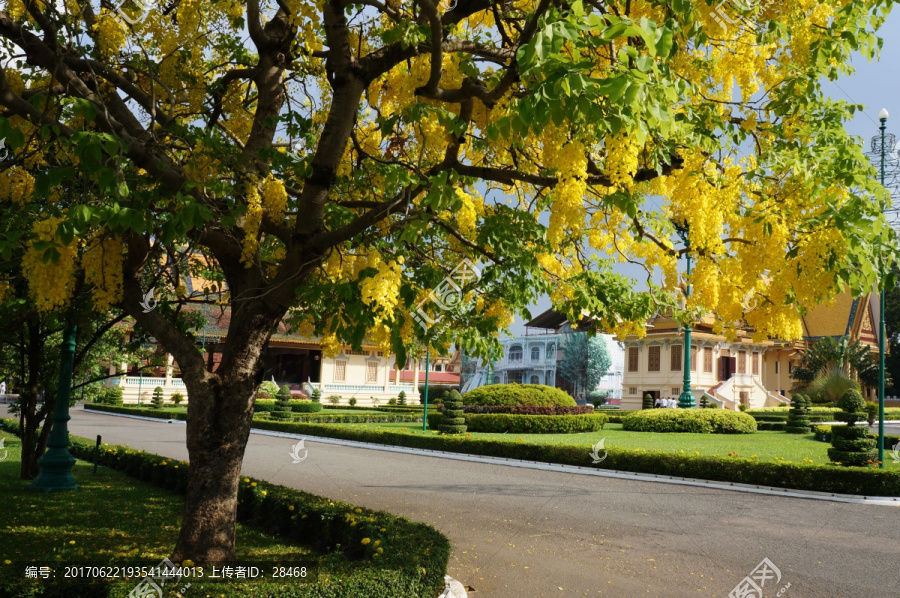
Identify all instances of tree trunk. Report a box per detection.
[171,376,257,563]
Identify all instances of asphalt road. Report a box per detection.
[13,406,900,597]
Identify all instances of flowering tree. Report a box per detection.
[557,332,611,401]
[0,0,896,561]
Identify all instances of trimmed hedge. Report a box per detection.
[255,399,324,413]
[462,384,575,407]
[0,419,450,598]
[462,413,607,434]
[622,409,757,434]
[59,415,900,496]
[85,404,421,424]
[459,405,594,415]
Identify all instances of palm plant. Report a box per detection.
[807,366,860,404]
[792,335,885,395]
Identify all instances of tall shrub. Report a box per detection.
[272,385,294,420]
[439,390,467,434]
[643,394,654,410]
[150,386,164,409]
[785,393,811,433]
[398,390,407,406]
[310,388,322,403]
[828,389,877,466]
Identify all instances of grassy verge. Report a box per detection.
[0,424,448,598]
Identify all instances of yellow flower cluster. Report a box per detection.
[81,236,125,312]
[22,217,78,312]
[359,250,403,314]
[92,12,127,58]
[260,175,288,221]
[543,135,588,247]
[241,181,262,267]
[0,167,35,205]
[320,332,341,358]
[604,133,641,191]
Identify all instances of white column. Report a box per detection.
[412,356,420,399]
[164,353,174,387]
[119,362,128,387]
[383,357,390,393]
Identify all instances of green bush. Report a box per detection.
[622,409,757,434]
[398,391,407,406]
[464,413,607,434]
[327,395,341,405]
[738,403,748,412]
[439,390,467,434]
[462,384,575,407]
[699,394,709,408]
[388,398,397,406]
[272,385,294,420]
[785,393,811,434]
[293,401,323,413]
[642,394,654,410]
[707,402,719,408]
[836,389,866,424]
[829,389,876,466]
[259,381,280,398]
[349,397,357,407]
[170,392,184,406]
[150,386,164,409]
[310,387,322,403]
[100,386,124,405]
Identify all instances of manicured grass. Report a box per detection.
[327,422,900,470]
[0,431,441,597]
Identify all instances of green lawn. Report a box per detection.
[0,431,368,597]
[326,422,900,469]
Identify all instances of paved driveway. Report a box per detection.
[9,406,900,597]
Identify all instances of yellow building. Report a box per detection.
[620,293,881,410]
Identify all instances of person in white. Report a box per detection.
[654,397,661,408]
[0,381,5,403]
[667,397,675,408]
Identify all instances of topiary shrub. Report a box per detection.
[272,385,294,420]
[349,397,357,406]
[327,395,341,405]
[150,386,164,409]
[785,393,811,434]
[310,387,322,403]
[170,392,184,406]
[462,384,575,407]
[642,393,654,410]
[398,390,407,406]
[699,394,709,408]
[622,409,757,434]
[293,401,323,413]
[101,386,124,405]
[388,398,397,406]
[439,390,467,434]
[738,403,748,412]
[828,389,877,466]
[865,401,878,426]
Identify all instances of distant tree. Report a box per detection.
[272,385,293,420]
[558,333,612,402]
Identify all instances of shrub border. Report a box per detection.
[0,418,449,597]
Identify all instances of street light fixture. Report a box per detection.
[877,108,889,468]
[674,221,696,409]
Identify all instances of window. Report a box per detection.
[508,371,524,383]
[366,361,378,383]
[334,360,347,382]
[752,352,759,375]
[672,387,681,396]
[691,346,697,372]
[703,347,713,373]
[547,344,556,359]
[546,372,553,385]
[670,345,682,371]
[739,391,749,405]
[433,364,443,372]
[629,387,637,395]
[628,347,639,372]
[530,375,540,384]
[775,361,780,374]
[737,351,747,374]
[648,346,661,372]
[345,349,368,356]
[531,347,541,361]
[508,345,523,361]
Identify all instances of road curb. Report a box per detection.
[75,407,900,506]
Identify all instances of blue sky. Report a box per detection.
[505,10,900,338]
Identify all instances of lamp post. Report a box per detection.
[422,347,431,431]
[877,107,890,468]
[30,320,78,492]
[674,221,695,408]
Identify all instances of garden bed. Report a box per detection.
[0,420,449,598]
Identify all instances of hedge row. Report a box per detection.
[0,419,449,598]
[85,404,423,424]
[211,418,900,496]
[426,413,607,434]
[254,399,324,413]
[461,384,575,407]
[622,409,758,434]
[455,405,594,415]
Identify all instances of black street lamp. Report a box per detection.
[876,107,890,467]
[674,221,695,409]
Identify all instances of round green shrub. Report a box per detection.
[292,401,323,413]
[349,397,357,406]
[836,389,866,424]
[830,425,871,440]
[464,413,607,434]
[170,392,184,406]
[622,409,757,434]
[462,384,575,407]
[826,448,877,467]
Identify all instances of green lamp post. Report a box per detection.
[675,221,696,409]
[422,347,431,431]
[30,321,78,492]
[877,107,890,468]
